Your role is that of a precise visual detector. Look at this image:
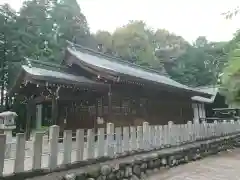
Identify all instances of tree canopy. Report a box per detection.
[94,20,190,74]
[0,0,235,109]
[221,32,240,105]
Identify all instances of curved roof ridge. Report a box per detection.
[67,41,167,76]
[66,46,212,96]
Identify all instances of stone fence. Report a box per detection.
[1,120,240,179]
[60,134,240,180]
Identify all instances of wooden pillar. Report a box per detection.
[108,84,112,118]
[25,96,34,140]
[26,103,31,140]
[202,103,206,118]
[95,99,99,118]
[50,87,60,125]
[94,99,98,130]
[198,103,203,120]
[192,103,199,124]
[51,96,58,125]
[101,96,104,117]
[36,104,42,129]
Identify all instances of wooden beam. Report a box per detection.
[108,84,112,118]
[51,95,58,125]
[25,96,35,140]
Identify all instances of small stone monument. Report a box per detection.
[0,111,17,143]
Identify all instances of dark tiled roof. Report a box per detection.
[8,63,106,95]
[66,45,211,96]
[22,65,104,86]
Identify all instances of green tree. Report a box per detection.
[1,0,95,108]
[221,32,240,105]
[94,21,191,73]
[11,0,93,63]
[111,21,160,68]
[167,37,227,87]
[154,29,189,63]
[16,0,53,61]
[194,36,208,48]
[51,0,92,50]
[94,30,113,53]
[0,4,19,109]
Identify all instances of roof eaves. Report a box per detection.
[191,96,215,103]
[22,65,107,88]
[66,46,212,97]
[191,88,219,103]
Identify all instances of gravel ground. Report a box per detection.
[148,148,240,180]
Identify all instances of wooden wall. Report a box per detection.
[55,85,194,131]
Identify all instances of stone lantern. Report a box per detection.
[0,111,17,143]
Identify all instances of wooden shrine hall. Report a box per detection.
[8,42,211,136]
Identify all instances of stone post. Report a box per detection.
[187,121,192,142]
[222,120,227,136]
[63,130,72,164]
[178,124,183,144]
[159,125,163,148]
[14,133,25,173]
[97,128,105,157]
[168,121,173,146]
[32,132,44,170]
[48,125,59,169]
[213,120,218,137]
[130,126,137,151]
[123,126,130,152]
[202,120,207,139]
[86,129,94,159]
[237,120,240,133]
[149,125,155,149]
[175,124,179,145]
[115,127,122,154]
[106,123,114,157]
[137,126,143,150]
[231,120,234,130]
[184,123,188,142]
[0,134,6,176]
[76,129,84,161]
[163,125,168,146]
[142,122,149,150]
[154,126,159,148]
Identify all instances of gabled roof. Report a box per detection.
[64,43,211,97]
[22,65,103,86]
[8,64,107,95]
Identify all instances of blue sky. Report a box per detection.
[2,0,240,42]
